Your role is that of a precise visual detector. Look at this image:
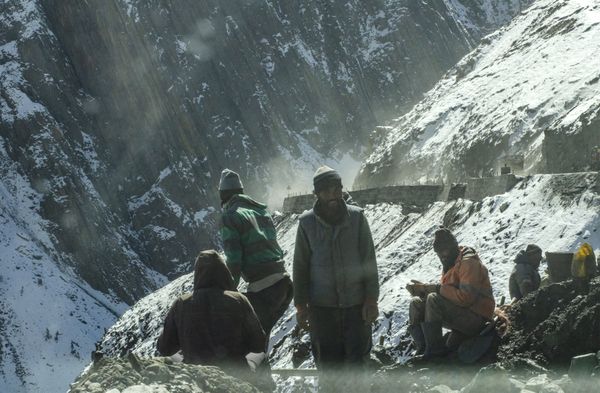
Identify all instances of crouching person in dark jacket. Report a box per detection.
[293,166,380,393]
[509,244,542,301]
[157,250,266,383]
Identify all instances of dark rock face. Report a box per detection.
[544,106,600,174]
[1,0,523,305]
[499,278,600,365]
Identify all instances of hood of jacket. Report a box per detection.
[514,250,531,265]
[224,194,266,211]
[193,250,236,291]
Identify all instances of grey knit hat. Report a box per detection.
[218,169,244,191]
[313,165,342,192]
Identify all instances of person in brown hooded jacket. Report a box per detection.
[157,250,265,371]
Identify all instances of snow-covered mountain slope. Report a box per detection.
[355,0,600,188]
[445,0,531,38]
[96,172,600,389]
[0,2,530,391]
[0,0,530,305]
[0,149,128,392]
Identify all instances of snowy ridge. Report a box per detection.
[0,2,165,391]
[0,0,50,124]
[444,0,530,37]
[97,172,600,383]
[357,0,600,185]
[0,146,128,393]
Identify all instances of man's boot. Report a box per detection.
[446,329,468,352]
[420,321,448,360]
[407,324,426,355]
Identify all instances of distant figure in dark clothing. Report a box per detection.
[157,250,265,372]
[509,244,542,301]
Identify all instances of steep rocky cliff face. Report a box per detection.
[355,0,600,188]
[544,105,600,174]
[1,0,527,305]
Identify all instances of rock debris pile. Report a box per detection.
[69,354,259,393]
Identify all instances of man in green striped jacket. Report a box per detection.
[219,169,293,348]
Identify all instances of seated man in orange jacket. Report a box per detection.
[406,228,495,360]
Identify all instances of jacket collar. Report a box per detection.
[224,194,266,210]
[442,247,466,276]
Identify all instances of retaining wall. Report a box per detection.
[351,185,442,207]
[282,194,316,214]
[447,183,467,201]
[464,174,521,201]
[544,117,600,173]
[282,185,443,214]
[281,173,597,213]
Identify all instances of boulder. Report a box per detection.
[68,355,259,393]
[568,353,598,380]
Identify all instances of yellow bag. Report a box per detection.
[571,243,596,279]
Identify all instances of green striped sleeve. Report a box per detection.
[221,213,242,268]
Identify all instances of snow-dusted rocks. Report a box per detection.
[0,0,528,309]
[356,0,600,188]
[68,355,259,393]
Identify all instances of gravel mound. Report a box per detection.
[499,278,600,365]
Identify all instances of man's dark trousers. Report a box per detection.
[308,305,372,392]
[245,276,294,345]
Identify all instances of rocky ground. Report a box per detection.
[78,277,600,393]
[370,355,600,393]
[68,354,260,393]
[499,278,600,366]
[369,279,600,393]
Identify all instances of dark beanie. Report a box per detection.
[525,244,542,255]
[433,227,458,252]
[219,169,244,191]
[313,165,342,192]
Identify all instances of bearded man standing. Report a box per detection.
[293,165,379,391]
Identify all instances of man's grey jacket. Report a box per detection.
[293,203,379,308]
